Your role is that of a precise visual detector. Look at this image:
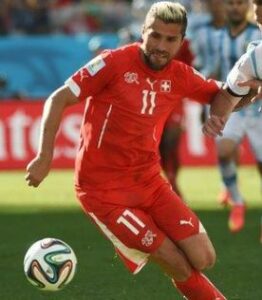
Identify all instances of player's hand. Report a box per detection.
[25,155,52,187]
[202,115,226,138]
[238,79,262,103]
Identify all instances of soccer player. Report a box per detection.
[213,0,261,233]
[190,0,227,205]
[203,0,262,224]
[190,0,226,201]
[119,0,194,198]
[192,0,226,79]
[25,2,227,299]
[238,0,262,103]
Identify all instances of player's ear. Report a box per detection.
[141,24,146,41]
[141,24,145,35]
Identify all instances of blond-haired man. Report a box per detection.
[26,2,226,299]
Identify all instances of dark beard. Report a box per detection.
[143,51,168,71]
[229,18,245,27]
[144,53,159,70]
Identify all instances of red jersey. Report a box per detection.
[65,43,219,190]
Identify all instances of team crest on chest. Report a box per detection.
[124,72,139,84]
[160,80,171,93]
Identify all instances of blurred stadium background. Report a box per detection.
[0,0,261,299]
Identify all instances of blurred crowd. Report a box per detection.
[0,0,258,100]
[0,0,209,35]
[0,0,132,35]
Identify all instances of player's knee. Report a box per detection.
[218,149,233,162]
[217,141,236,161]
[193,247,216,271]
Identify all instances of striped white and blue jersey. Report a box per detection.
[218,23,261,81]
[227,40,262,94]
[217,39,262,161]
[192,22,224,78]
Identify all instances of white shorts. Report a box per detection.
[217,111,262,162]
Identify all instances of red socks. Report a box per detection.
[173,270,226,300]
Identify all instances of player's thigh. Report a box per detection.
[221,112,245,141]
[76,187,168,273]
[149,184,215,270]
[149,183,205,242]
[77,188,165,254]
[101,207,166,253]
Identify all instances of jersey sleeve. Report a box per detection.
[65,50,116,101]
[226,51,254,96]
[183,65,221,104]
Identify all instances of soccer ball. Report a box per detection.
[23,238,77,291]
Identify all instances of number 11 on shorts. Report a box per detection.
[117,209,145,235]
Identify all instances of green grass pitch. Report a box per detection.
[0,167,261,300]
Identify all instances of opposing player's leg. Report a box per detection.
[216,113,246,232]
[217,138,245,232]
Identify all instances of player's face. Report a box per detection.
[253,1,262,25]
[208,0,226,23]
[225,0,250,25]
[141,18,184,70]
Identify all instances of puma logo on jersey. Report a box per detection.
[146,78,157,90]
[180,218,194,228]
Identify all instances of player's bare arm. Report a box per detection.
[202,85,240,137]
[203,83,258,137]
[25,86,79,187]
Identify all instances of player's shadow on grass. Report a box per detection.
[0,209,261,300]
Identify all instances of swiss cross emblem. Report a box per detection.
[160,80,171,92]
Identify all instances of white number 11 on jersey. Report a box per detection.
[117,209,145,235]
[141,90,157,115]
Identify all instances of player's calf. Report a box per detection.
[173,270,227,300]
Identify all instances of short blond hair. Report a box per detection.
[144,1,188,36]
